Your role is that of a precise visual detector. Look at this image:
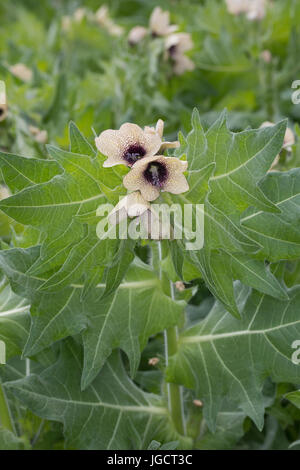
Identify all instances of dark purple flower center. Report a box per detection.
[143,162,168,187]
[123,144,146,166]
[168,45,177,57]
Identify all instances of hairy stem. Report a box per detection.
[0,382,14,433]
[157,242,186,435]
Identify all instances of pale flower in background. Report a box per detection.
[0,87,7,122]
[260,121,295,170]
[9,63,33,82]
[108,191,150,225]
[128,26,148,45]
[225,0,249,15]
[73,7,86,23]
[29,126,48,144]
[95,5,124,36]
[148,357,160,366]
[127,7,194,76]
[193,399,203,407]
[225,0,267,20]
[123,154,188,201]
[62,15,72,31]
[175,281,185,291]
[149,7,178,37]
[260,49,272,63]
[165,33,195,75]
[0,185,11,200]
[246,0,266,20]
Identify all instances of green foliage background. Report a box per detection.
[1,0,300,450]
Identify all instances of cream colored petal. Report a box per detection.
[144,120,164,138]
[144,132,162,157]
[123,155,162,201]
[284,127,295,148]
[128,26,148,44]
[260,122,295,149]
[124,155,188,201]
[95,129,124,165]
[176,34,194,54]
[260,121,274,129]
[119,122,161,158]
[166,25,179,34]
[261,50,272,63]
[74,8,86,22]
[246,0,266,21]
[9,64,32,82]
[225,0,249,15]
[166,33,193,55]
[268,154,280,172]
[123,167,143,191]
[95,5,109,24]
[163,156,188,172]
[35,130,48,144]
[108,192,149,224]
[119,122,145,139]
[144,125,156,135]
[155,119,164,138]
[127,195,150,217]
[0,185,11,200]
[165,34,179,50]
[160,141,180,151]
[173,55,195,75]
[150,7,172,36]
[163,173,189,194]
[162,157,189,194]
[140,184,160,201]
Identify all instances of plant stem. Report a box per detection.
[0,382,14,433]
[164,322,186,436]
[157,242,186,436]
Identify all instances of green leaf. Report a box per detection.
[0,124,125,288]
[170,111,292,316]
[286,390,300,410]
[167,283,300,431]
[0,427,26,450]
[0,247,87,357]
[0,152,62,193]
[81,259,185,389]
[241,169,300,261]
[69,121,95,157]
[0,246,184,389]
[5,339,178,450]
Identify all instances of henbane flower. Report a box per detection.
[149,7,178,37]
[9,63,33,82]
[123,155,189,201]
[165,33,195,75]
[225,0,267,21]
[95,120,178,167]
[108,191,150,225]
